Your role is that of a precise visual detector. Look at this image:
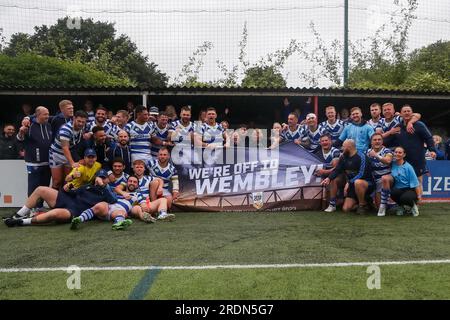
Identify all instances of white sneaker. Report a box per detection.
[324,205,336,213]
[377,206,386,217]
[411,203,419,217]
[157,213,176,222]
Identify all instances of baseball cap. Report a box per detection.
[84,148,97,157]
[149,106,159,116]
[96,169,108,178]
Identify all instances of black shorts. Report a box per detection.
[346,181,375,201]
[55,191,80,218]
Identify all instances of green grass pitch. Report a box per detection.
[0,203,449,300]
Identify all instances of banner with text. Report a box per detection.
[173,142,325,212]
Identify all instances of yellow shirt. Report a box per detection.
[68,162,102,189]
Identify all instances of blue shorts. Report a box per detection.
[55,191,82,218]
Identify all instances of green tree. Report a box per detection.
[3,17,167,87]
[241,66,286,88]
[0,53,133,87]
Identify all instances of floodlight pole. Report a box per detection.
[343,0,349,87]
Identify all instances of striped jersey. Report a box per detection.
[86,111,95,124]
[319,119,346,142]
[169,120,196,146]
[303,126,325,151]
[367,147,393,181]
[314,147,341,169]
[151,124,171,157]
[107,171,130,189]
[124,121,154,157]
[367,118,383,131]
[281,124,304,142]
[115,192,145,213]
[379,116,401,133]
[136,175,154,198]
[49,121,84,155]
[146,158,178,191]
[200,122,225,144]
[85,120,109,133]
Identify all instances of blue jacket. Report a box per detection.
[18,121,52,164]
[335,120,374,153]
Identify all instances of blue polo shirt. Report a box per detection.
[392,161,420,189]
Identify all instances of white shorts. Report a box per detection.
[131,153,152,164]
[49,151,70,168]
[103,203,128,221]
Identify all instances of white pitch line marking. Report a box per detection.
[1,259,450,273]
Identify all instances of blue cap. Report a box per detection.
[96,169,108,178]
[84,148,97,157]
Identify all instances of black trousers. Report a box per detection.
[391,188,418,207]
[27,165,51,207]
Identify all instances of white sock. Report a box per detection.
[379,204,386,209]
[22,218,32,225]
[17,206,31,216]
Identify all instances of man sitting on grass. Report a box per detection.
[71,175,172,230]
[4,170,116,227]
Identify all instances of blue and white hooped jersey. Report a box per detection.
[125,121,154,157]
[367,118,383,131]
[379,115,402,133]
[319,119,346,142]
[367,147,393,181]
[200,123,224,144]
[303,126,325,151]
[86,111,95,124]
[107,171,130,189]
[151,124,170,158]
[50,121,84,155]
[115,192,145,213]
[281,124,304,142]
[85,120,110,133]
[315,147,341,169]
[134,175,154,199]
[146,158,178,190]
[169,120,196,146]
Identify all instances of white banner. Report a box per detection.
[0,160,28,207]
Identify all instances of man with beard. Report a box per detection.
[146,147,179,212]
[70,175,171,230]
[125,105,154,163]
[334,107,374,153]
[80,126,113,167]
[107,158,129,189]
[367,103,383,131]
[107,130,132,174]
[280,112,305,146]
[49,111,88,189]
[151,111,174,158]
[322,139,374,214]
[84,106,109,137]
[366,133,394,217]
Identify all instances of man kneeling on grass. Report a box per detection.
[4,170,116,227]
[70,175,173,230]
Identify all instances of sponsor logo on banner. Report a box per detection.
[252,192,264,210]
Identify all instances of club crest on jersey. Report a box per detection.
[252,192,264,210]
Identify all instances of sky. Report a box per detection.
[0,0,449,87]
